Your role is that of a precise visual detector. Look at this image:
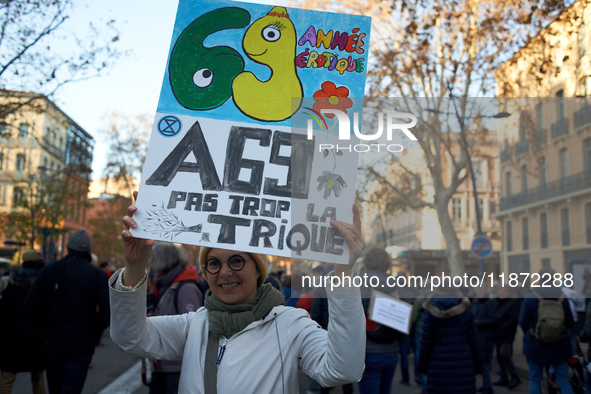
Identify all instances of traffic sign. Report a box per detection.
[471,235,493,259]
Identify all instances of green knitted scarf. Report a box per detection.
[204,283,285,338]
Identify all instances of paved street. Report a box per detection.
[12,330,531,394]
[12,330,142,394]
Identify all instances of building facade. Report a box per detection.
[363,132,502,277]
[0,90,94,261]
[495,0,591,297]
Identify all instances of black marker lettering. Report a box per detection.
[146,120,222,190]
[207,214,251,244]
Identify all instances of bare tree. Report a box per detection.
[297,0,570,275]
[0,0,121,118]
[101,111,151,198]
[0,166,84,248]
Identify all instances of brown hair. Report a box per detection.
[363,246,391,273]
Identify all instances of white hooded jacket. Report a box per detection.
[109,270,365,394]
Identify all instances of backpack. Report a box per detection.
[530,292,566,344]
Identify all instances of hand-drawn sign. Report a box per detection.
[157,116,182,137]
[132,0,371,265]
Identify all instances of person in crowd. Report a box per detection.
[100,261,115,278]
[418,285,483,393]
[297,265,324,313]
[25,229,110,394]
[264,269,283,291]
[580,299,591,393]
[281,274,298,307]
[492,286,522,389]
[472,286,497,394]
[110,198,366,392]
[146,243,204,394]
[519,267,575,394]
[0,250,47,394]
[358,246,402,394]
[411,284,430,394]
[396,271,415,387]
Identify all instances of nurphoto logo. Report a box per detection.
[306,108,418,153]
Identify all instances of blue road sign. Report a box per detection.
[471,235,493,259]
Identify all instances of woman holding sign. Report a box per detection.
[109,192,366,393]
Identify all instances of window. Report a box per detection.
[19,123,28,138]
[16,153,26,171]
[0,153,3,171]
[521,164,528,193]
[586,202,591,244]
[507,221,513,252]
[540,156,547,187]
[585,139,591,174]
[473,160,485,188]
[478,198,484,220]
[12,187,24,206]
[490,201,496,215]
[561,208,570,246]
[540,213,548,248]
[556,90,565,119]
[560,148,569,178]
[0,123,7,136]
[452,198,462,222]
[506,172,512,196]
[522,217,529,250]
[537,103,544,132]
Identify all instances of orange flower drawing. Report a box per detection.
[312,81,353,118]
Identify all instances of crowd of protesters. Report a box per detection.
[0,225,589,394]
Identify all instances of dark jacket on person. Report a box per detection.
[493,296,521,343]
[310,285,329,329]
[418,290,483,393]
[25,252,110,356]
[580,300,591,359]
[0,267,45,372]
[471,297,497,364]
[519,286,574,365]
[361,270,402,354]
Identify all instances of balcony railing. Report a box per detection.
[574,104,591,131]
[551,117,569,139]
[499,170,591,211]
[42,137,64,160]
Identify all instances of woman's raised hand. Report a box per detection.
[330,204,365,277]
[121,191,155,287]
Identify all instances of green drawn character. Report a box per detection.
[169,7,251,110]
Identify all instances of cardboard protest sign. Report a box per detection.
[368,290,412,334]
[131,0,371,264]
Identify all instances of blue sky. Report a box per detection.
[55,0,286,180]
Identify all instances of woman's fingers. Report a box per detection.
[330,204,366,267]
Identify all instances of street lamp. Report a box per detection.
[446,83,510,275]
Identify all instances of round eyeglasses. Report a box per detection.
[205,254,246,275]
